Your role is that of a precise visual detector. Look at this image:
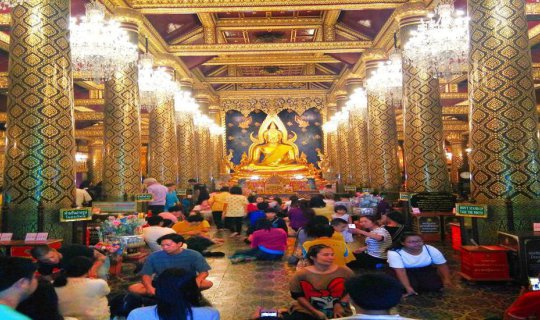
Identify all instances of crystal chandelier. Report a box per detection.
[0,0,24,10]
[70,1,138,82]
[138,51,177,112]
[209,124,224,136]
[365,52,403,104]
[345,88,368,112]
[322,119,338,133]
[402,0,469,80]
[174,90,199,122]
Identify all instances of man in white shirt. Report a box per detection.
[142,216,175,252]
[75,188,92,207]
[334,274,417,319]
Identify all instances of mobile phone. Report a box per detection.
[529,277,540,291]
[348,224,356,229]
[260,309,278,317]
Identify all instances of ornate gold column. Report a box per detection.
[397,2,451,193]
[87,140,104,186]
[148,97,178,185]
[209,108,222,180]
[469,0,540,238]
[446,132,465,188]
[194,96,212,184]
[346,78,370,187]
[326,102,339,179]
[176,79,197,188]
[364,50,401,192]
[103,23,141,201]
[336,93,351,185]
[4,0,75,237]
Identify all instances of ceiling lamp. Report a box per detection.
[138,46,177,111]
[322,120,338,133]
[365,52,403,104]
[0,0,24,10]
[70,0,138,82]
[174,90,199,122]
[209,124,224,136]
[402,0,469,80]
[346,87,368,111]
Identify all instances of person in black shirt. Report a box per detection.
[30,244,106,279]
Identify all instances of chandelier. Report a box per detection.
[138,52,177,112]
[174,90,200,122]
[0,0,24,10]
[365,52,403,105]
[322,119,338,133]
[70,1,138,82]
[402,0,469,80]
[209,124,224,136]
[345,88,368,112]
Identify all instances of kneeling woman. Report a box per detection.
[286,245,353,320]
[229,219,287,263]
[387,232,452,296]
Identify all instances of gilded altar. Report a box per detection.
[223,112,328,191]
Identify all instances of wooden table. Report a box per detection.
[0,239,63,258]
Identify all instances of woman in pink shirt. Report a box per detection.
[229,219,287,263]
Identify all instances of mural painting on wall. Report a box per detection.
[225,108,323,168]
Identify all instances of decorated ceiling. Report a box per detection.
[0,0,539,140]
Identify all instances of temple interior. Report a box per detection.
[0,0,539,319]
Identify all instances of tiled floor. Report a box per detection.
[114,229,521,320]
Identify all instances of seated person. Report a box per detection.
[54,256,110,320]
[158,204,184,224]
[128,268,219,320]
[266,207,288,234]
[142,216,176,252]
[382,210,408,246]
[161,219,174,228]
[334,273,416,319]
[331,218,353,244]
[332,205,352,223]
[286,245,353,319]
[230,219,287,263]
[348,215,392,269]
[17,279,66,320]
[505,279,540,320]
[387,232,452,296]
[0,257,38,319]
[248,201,269,235]
[302,224,355,267]
[172,214,224,257]
[31,244,107,279]
[128,234,212,296]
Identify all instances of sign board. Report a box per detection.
[525,239,540,277]
[399,192,414,201]
[418,216,441,233]
[0,233,12,241]
[455,203,488,218]
[410,192,456,212]
[176,189,187,196]
[344,185,357,192]
[60,208,92,222]
[92,202,137,213]
[134,193,154,202]
[362,188,374,193]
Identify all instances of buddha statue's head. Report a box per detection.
[263,123,283,144]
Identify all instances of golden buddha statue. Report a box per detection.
[235,116,309,173]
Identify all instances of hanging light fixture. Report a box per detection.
[365,51,403,105]
[345,87,368,112]
[174,90,199,122]
[402,0,469,80]
[322,120,338,133]
[70,0,138,82]
[0,0,24,10]
[138,39,177,111]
